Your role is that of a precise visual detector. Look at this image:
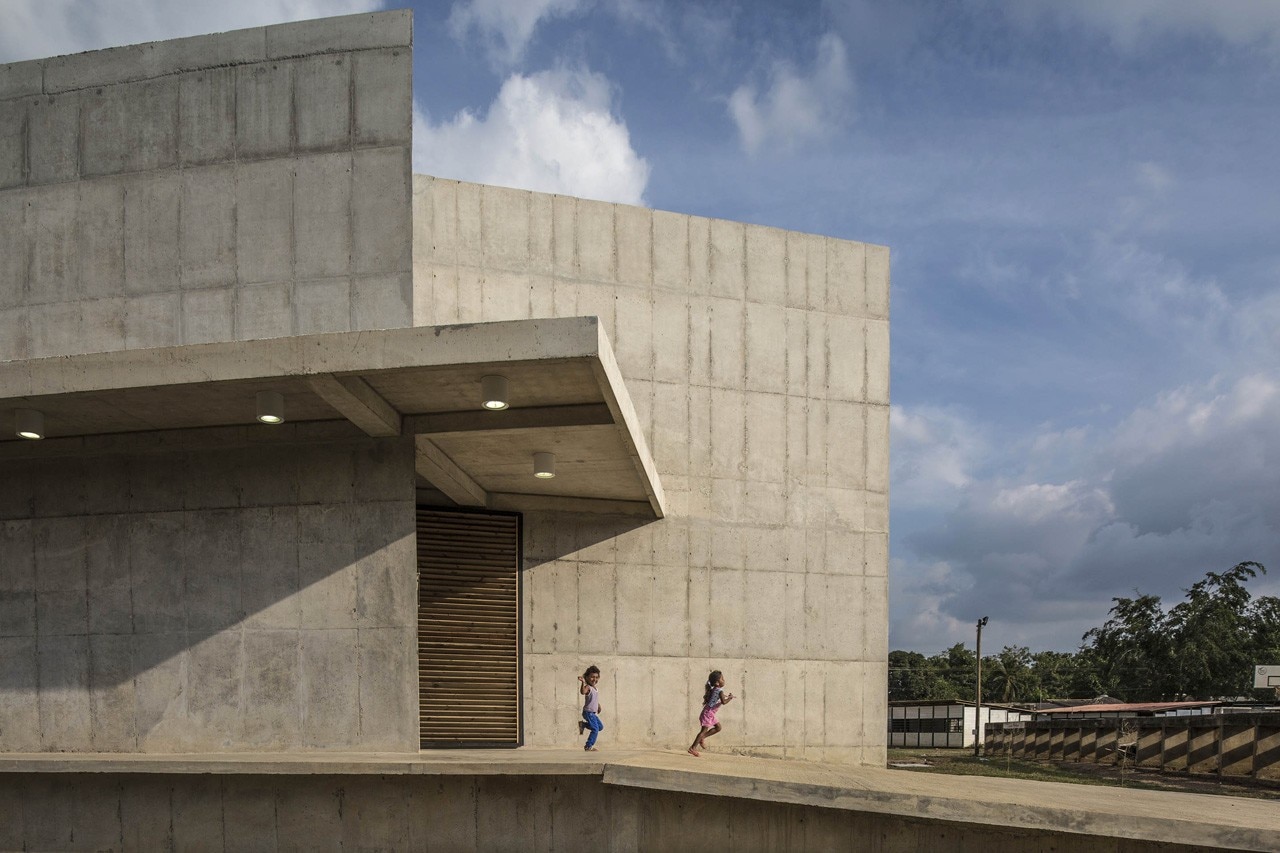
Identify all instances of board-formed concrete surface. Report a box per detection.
[414,176,891,763]
[0,750,1274,851]
[0,430,420,753]
[0,11,414,362]
[2,9,889,769]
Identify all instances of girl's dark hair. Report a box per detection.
[583,665,600,680]
[703,670,723,706]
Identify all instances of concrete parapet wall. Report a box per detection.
[413,176,890,763]
[0,427,419,753]
[987,716,1280,781]
[0,11,413,362]
[0,771,1215,852]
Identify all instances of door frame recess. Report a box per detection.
[416,504,524,749]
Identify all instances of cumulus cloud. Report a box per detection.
[0,0,380,62]
[891,405,986,510]
[728,32,853,155]
[896,373,1280,652]
[414,67,650,205]
[448,0,585,66]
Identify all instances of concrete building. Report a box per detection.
[0,9,888,762]
[4,13,1279,851]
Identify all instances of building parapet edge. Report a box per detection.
[0,9,411,98]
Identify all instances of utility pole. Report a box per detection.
[975,616,989,758]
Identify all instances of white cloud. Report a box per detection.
[0,0,380,62]
[890,405,985,509]
[448,0,585,66]
[728,32,853,155]
[898,372,1280,651]
[1009,0,1280,50]
[990,481,1112,525]
[414,68,650,205]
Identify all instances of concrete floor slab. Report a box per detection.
[0,749,1275,850]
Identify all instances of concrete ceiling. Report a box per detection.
[0,318,665,518]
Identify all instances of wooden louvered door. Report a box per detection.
[417,508,522,747]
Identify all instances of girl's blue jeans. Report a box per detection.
[582,711,603,748]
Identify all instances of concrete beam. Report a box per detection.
[487,493,656,518]
[306,374,402,437]
[404,404,612,436]
[414,436,487,507]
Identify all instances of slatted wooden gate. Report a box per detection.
[417,508,522,747]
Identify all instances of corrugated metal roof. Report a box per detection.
[888,699,1035,713]
[1036,700,1221,714]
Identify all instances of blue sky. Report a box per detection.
[5,0,1279,653]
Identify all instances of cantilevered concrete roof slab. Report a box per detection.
[0,317,665,518]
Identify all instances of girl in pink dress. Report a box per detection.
[688,670,734,756]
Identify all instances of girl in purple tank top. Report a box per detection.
[688,669,734,756]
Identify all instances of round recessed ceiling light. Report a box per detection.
[481,375,509,410]
[256,390,285,425]
[533,451,555,479]
[15,408,44,440]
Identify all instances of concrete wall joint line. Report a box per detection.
[7,45,399,99]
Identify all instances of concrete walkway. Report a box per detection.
[3,749,1277,851]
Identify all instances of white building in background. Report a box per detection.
[889,700,1036,749]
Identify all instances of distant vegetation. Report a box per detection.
[890,562,1280,703]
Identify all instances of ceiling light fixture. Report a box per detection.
[533,452,555,479]
[256,390,285,425]
[481,375,509,410]
[15,408,44,440]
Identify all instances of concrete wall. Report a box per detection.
[413,177,891,763]
[0,427,418,753]
[0,772,1211,852]
[0,11,413,362]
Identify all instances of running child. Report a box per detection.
[577,666,603,751]
[688,669,734,756]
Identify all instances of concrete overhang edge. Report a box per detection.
[591,322,666,518]
[0,317,601,399]
[0,317,666,519]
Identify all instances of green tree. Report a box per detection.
[1064,647,1107,699]
[1079,593,1173,701]
[888,650,931,701]
[1076,561,1272,700]
[930,643,976,700]
[888,562,1276,704]
[1029,650,1080,701]
[984,645,1035,703]
[1167,561,1268,698]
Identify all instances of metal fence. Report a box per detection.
[985,715,1280,780]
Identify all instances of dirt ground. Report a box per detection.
[1054,758,1280,799]
[886,748,1280,801]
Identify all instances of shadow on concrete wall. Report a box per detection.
[521,512,659,572]
[0,434,416,696]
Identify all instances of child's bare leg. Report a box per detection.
[701,723,722,743]
[688,727,711,756]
